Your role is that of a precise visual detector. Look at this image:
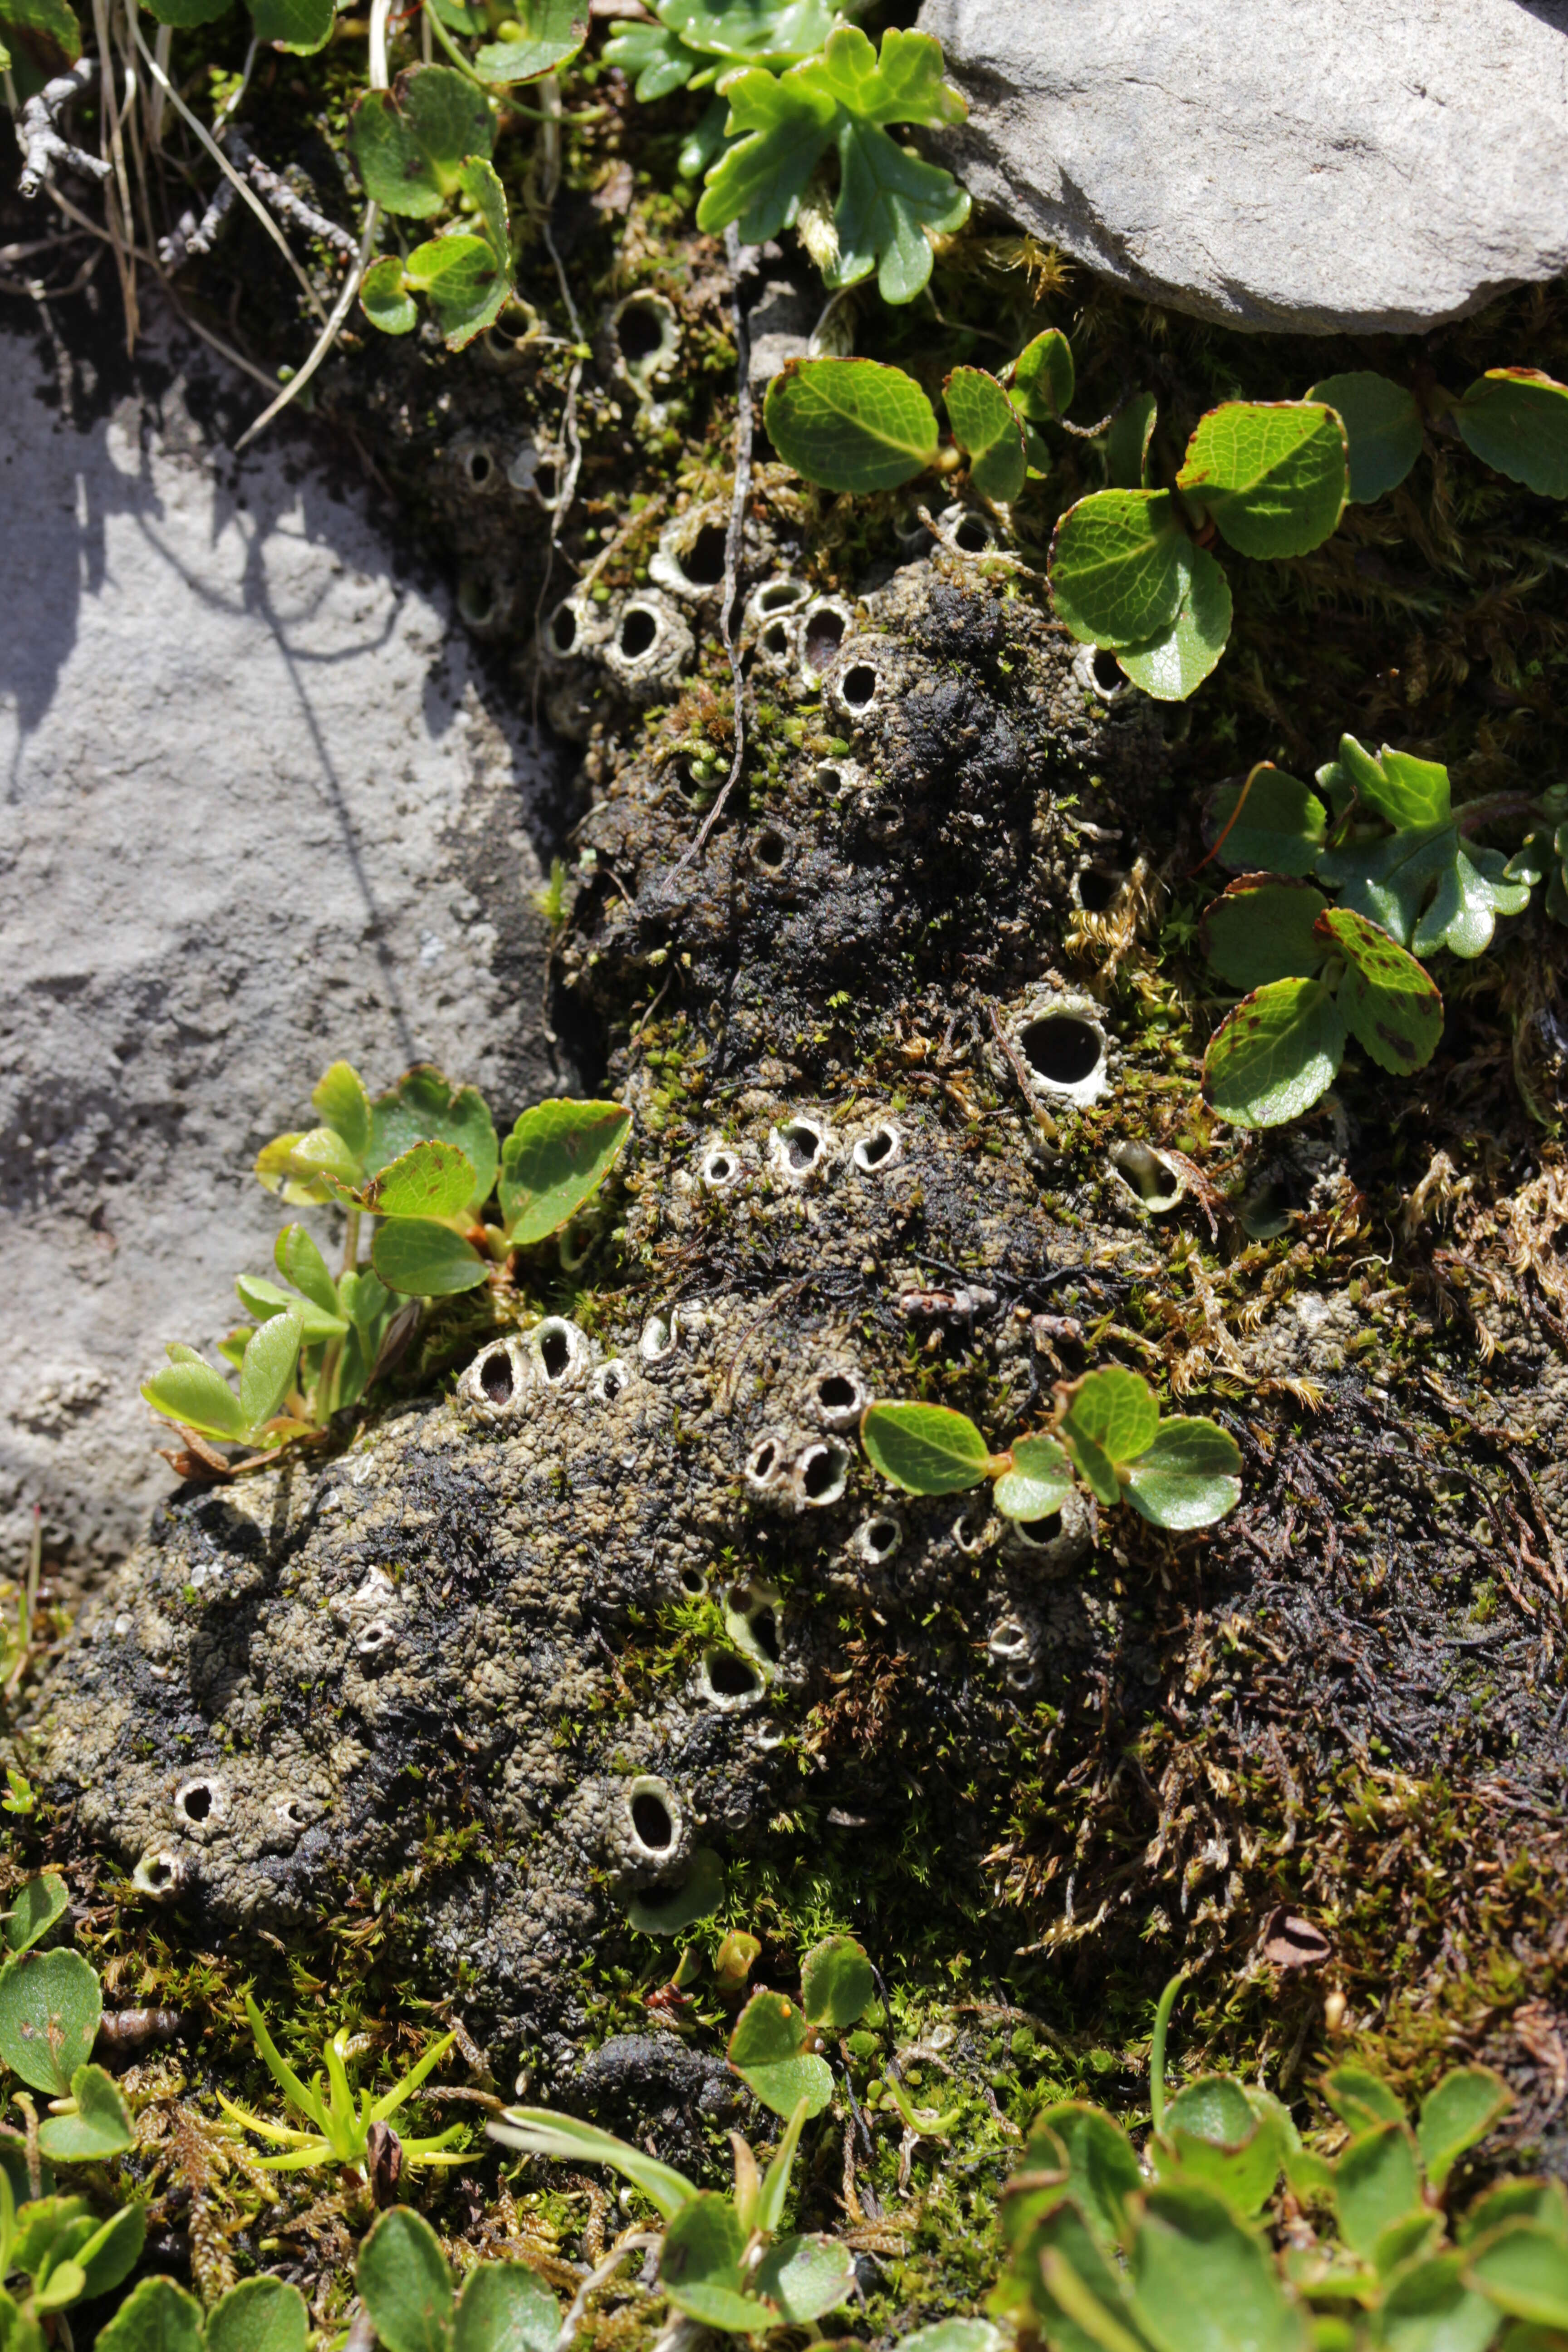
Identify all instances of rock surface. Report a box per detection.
[917,0,1568,334]
[0,323,556,1580]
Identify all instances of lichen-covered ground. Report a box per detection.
[6,26,1568,2337]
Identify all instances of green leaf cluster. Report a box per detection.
[994,1990,1536,2352]
[0,2174,147,2352]
[0,1911,139,2164]
[859,1367,1241,1533]
[1199,735,1560,1128]
[99,2276,312,2352]
[726,1932,875,2117]
[356,2206,558,2352]
[490,2094,853,2334]
[216,1994,469,2177]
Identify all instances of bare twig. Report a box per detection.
[17,63,112,201]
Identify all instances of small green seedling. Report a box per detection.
[1200,736,1560,1127]
[356,2206,559,2352]
[361,153,515,350]
[216,1996,468,2177]
[490,2095,854,2334]
[0,2170,147,2346]
[98,2273,312,2352]
[725,1933,875,2119]
[860,1367,1241,1534]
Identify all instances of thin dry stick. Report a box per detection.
[131,16,327,323]
[659,221,754,892]
[39,179,280,390]
[89,0,138,345]
[529,71,586,737]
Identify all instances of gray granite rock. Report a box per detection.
[0,324,557,1580]
[918,0,1568,333]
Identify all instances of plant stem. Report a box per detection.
[1148,1970,1184,2135]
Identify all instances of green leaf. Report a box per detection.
[358,2208,454,2352]
[364,1139,479,1222]
[76,2203,147,2302]
[239,1305,305,1432]
[1321,2063,1407,2133]
[1048,489,1189,650]
[140,1352,248,1442]
[88,2272,202,2352]
[1337,735,1451,830]
[453,2266,558,2352]
[658,2194,757,2332]
[4,1875,67,1956]
[361,258,418,336]
[859,1401,992,1494]
[37,2064,135,2161]
[1112,541,1232,701]
[993,1432,1074,1522]
[1129,2183,1308,2352]
[1417,2069,1514,2195]
[1202,877,1332,991]
[624,1847,726,1937]
[945,367,1026,502]
[1061,1368,1158,1473]
[1317,906,1444,1077]
[274,1224,339,1318]
[603,18,699,98]
[1379,2254,1499,2352]
[1018,2106,1142,2250]
[1122,1420,1242,1532]
[338,1267,392,1337]
[657,0,839,64]
[371,1219,489,1298]
[32,2264,86,2317]
[1306,372,1424,504]
[1319,825,1529,960]
[1336,2123,1424,2260]
[800,1935,874,2030]
[0,0,80,73]
[756,2094,811,2238]
[1106,391,1157,490]
[1203,976,1347,1129]
[727,1991,834,2120]
[474,0,588,83]
[497,1099,632,1246]
[1462,2182,1568,2248]
[1176,400,1347,559]
[1203,765,1327,877]
[1466,2224,1568,2331]
[1454,370,1568,499]
[255,1125,363,1205]
[763,358,938,493]
[900,2327,1004,2352]
[206,2281,309,2352]
[135,0,226,27]
[1155,2077,1282,2216]
[311,1061,372,1155]
[248,0,333,48]
[696,28,968,304]
[487,2111,696,2223]
[351,67,494,217]
[753,2234,855,2326]
[1011,328,1074,425]
[403,159,511,345]
[0,1954,102,2098]
[235,1275,346,1345]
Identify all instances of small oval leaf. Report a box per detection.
[860,1401,991,1494]
[764,358,939,493]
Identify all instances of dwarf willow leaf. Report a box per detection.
[1318,906,1443,1077]
[1157,2076,1281,2216]
[239,1304,304,1431]
[1011,328,1073,424]
[1467,2222,1568,2330]
[1320,825,1529,959]
[473,0,588,83]
[1106,390,1158,489]
[659,2195,756,2331]
[657,0,839,60]
[1379,2254,1497,2352]
[361,258,418,336]
[0,0,81,72]
[78,2204,149,2303]
[728,1992,834,2119]
[1201,877,1332,992]
[206,2281,310,2352]
[900,2327,1004,2352]
[350,66,494,218]
[357,2210,452,2352]
[753,2234,855,2326]
[945,367,1026,501]
[1460,2180,1568,2249]
[1337,737,1451,832]
[1176,400,1347,559]
[1321,2063,1407,2133]
[453,2264,559,2352]
[236,1274,346,1344]
[274,1223,338,1317]
[1048,489,1188,650]
[993,1434,1073,1522]
[141,1352,249,1443]
[4,1873,67,1955]
[97,2277,205,2352]
[1337,2124,1425,2260]
[1129,2184,1305,2352]
[800,1935,874,2030]
[371,1219,488,1297]
[0,1950,103,2097]
[1417,2068,1513,2194]
[1307,371,1424,504]
[1454,369,1568,499]
[764,357,938,492]
[366,1066,498,1205]
[1112,540,1231,701]
[1204,765,1327,877]
[1060,1369,1158,1505]
[364,1139,478,1222]
[1204,976,1347,1128]
[255,1124,363,1204]
[405,169,511,347]
[498,1099,631,1245]
[36,2063,136,2161]
[860,1401,992,1493]
[1122,1421,1242,1532]
[248,0,333,49]
[309,1068,369,1157]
